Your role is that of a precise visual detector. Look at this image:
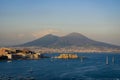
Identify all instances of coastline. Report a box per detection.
[11,46,120,53]
[0,47,120,60]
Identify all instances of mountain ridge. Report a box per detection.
[19,32,120,49]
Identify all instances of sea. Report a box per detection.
[0,53,120,80]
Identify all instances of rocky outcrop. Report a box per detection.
[0,48,15,59]
[55,53,78,59]
[0,48,42,60]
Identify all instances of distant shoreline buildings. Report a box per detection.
[19,47,120,53]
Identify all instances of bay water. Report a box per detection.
[0,53,120,80]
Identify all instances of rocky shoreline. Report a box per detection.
[0,48,48,60]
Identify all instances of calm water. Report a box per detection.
[0,53,120,80]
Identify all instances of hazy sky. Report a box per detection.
[0,0,120,46]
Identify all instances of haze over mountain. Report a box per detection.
[19,32,120,49]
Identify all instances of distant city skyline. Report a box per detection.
[0,0,120,46]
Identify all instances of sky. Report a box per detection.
[0,0,120,46]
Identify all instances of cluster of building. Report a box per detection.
[22,47,120,53]
[0,48,42,60]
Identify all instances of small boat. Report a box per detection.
[112,56,115,64]
[106,56,109,65]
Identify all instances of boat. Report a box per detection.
[112,56,115,64]
[106,56,109,65]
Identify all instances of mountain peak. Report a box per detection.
[68,32,83,36]
[66,32,86,38]
[43,34,59,38]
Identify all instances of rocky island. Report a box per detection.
[54,53,86,60]
[55,53,78,59]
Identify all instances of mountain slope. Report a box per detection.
[20,32,120,48]
[52,32,119,48]
[21,34,60,47]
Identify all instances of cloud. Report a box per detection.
[32,29,65,38]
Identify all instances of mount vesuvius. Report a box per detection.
[19,32,120,49]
